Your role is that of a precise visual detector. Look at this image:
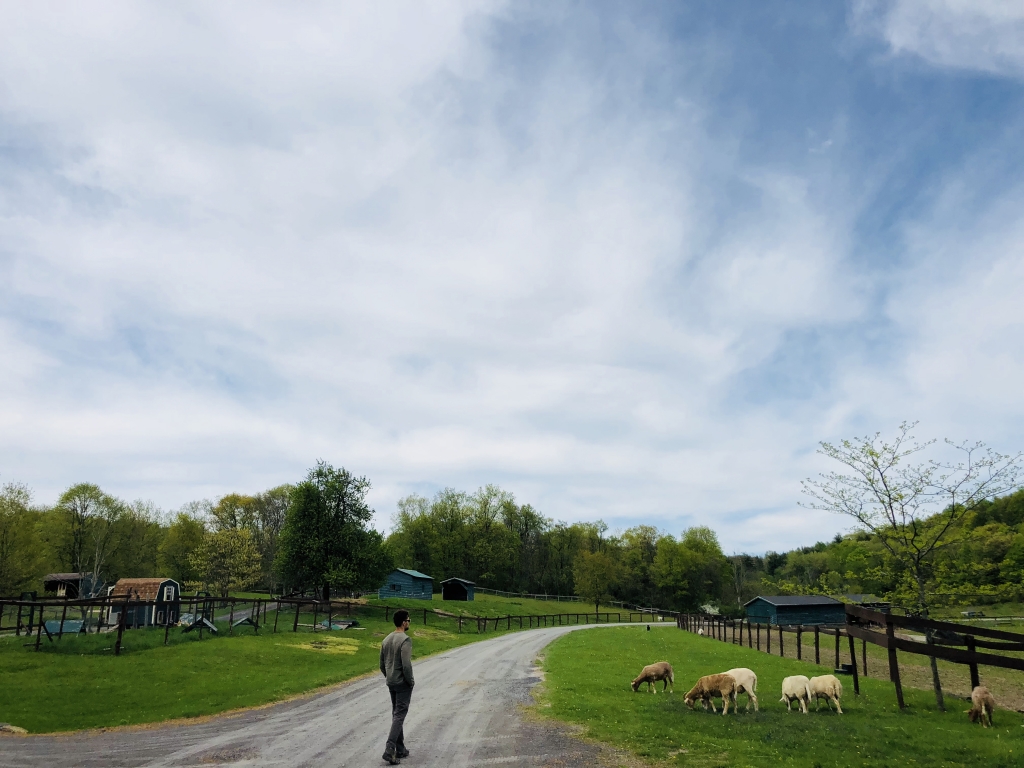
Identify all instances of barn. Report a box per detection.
[107,578,181,627]
[43,572,100,599]
[440,577,475,601]
[744,595,846,626]
[378,569,434,600]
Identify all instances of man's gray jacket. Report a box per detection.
[380,631,414,688]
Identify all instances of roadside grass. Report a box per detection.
[367,592,643,619]
[0,605,509,734]
[536,626,1024,768]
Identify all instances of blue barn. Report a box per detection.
[744,595,846,626]
[378,569,434,600]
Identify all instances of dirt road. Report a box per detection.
[1,622,664,767]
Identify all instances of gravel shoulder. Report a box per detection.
[0,622,669,767]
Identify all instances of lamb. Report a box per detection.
[631,661,674,693]
[780,675,812,714]
[684,673,739,715]
[808,674,843,714]
[968,686,996,728]
[723,668,759,712]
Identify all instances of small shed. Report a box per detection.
[378,569,434,600]
[440,577,475,601]
[744,595,846,626]
[43,572,100,599]
[107,578,181,627]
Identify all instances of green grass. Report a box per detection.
[367,591,648,619]
[0,604,512,734]
[536,626,1024,767]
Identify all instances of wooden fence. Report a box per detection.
[0,595,673,656]
[677,606,1024,709]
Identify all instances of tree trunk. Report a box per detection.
[322,582,331,602]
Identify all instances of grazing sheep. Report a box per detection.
[780,675,812,714]
[631,661,674,693]
[808,674,843,714]
[968,686,996,728]
[684,673,739,715]
[722,668,759,712]
[697,628,705,636]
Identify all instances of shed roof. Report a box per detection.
[744,595,842,608]
[43,572,89,582]
[440,577,475,586]
[395,568,433,581]
[111,578,177,600]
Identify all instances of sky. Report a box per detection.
[2,1,1023,553]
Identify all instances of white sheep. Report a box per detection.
[968,686,996,727]
[723,667,758,712]
[808,674,843,714]
[780,675,811,714]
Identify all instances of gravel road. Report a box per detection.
[1,622,667,767]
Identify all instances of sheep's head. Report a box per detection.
[683,693,696,709]
[631,678,642,692]
[968,706,981,723]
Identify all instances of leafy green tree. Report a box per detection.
[572,549,620,613]
[275,462,393,600]
[158,510,207,584]
[54,483,125,595]
[0,482,45,595]
[189,528,261,596]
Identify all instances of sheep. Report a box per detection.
[684,673,739,715]
[808,674,843,714]
[780,675,812,714]
[722,668,758,712]
[631,661,674,693]
[968,686,996,728]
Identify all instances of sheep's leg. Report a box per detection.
[750,692,758,712]
[832,695,842,715]
[800,697,808,714]
[784,697,791,712]
[982,704,990,728]
[709,697,717,714]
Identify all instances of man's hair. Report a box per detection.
[393,609,410,627]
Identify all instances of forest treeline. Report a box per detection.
[3,475,1023,613]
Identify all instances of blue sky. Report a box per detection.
[2,1,1023,552]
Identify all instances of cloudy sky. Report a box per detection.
[2,1,1023,552]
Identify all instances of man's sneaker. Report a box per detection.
[396,748,410,758]
[382,752,401,765]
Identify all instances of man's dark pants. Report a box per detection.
[386,683,413,755]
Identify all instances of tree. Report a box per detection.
[275,462,393,600]
[158,510,208,584]
[0,482,45,595]
[572,550,620,613]
[802,422,1023,709]
[55,483,125,596]
[188,528,262,597]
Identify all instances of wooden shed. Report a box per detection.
[744,595,846,626]
[378,569,434,601]
[43,572,100,599]
[440,577,475,601]
[107,578,181,627]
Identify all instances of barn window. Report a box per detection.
[163,586,174,601]
[391,584,400,591]
[157,610,165,624]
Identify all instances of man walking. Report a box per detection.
[379,609,414,765]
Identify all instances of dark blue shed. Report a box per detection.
[378,569,434,600]
[744,595,846,626]
[440,577,475,601]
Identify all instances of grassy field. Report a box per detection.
[366,591,643,619]
[0,603,512,734]
[535,626,1024,768]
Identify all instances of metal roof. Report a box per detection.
[743,595,842,607]
[395,569,433,580]
[440,577,475,586]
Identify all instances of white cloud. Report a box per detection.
[854,0,1024,78]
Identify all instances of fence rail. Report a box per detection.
[0,595,675,657]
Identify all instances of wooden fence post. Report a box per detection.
[847,632,860,695]
[58,602,68,640]
[834,628,840,669]
[15,604,23,636]
[273,602,280,633]
[164,609,172,646]
[293,602,301,632]
[797,627,802,660]
[814,625,820,665]
[779,626,784,657]
[862,638,868,677]
[34,608,45,651]
[114,600,127,656]
[228,601,235,635]
[966,636,980,690]
[767,623,771,654]
[885,618,905,709]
